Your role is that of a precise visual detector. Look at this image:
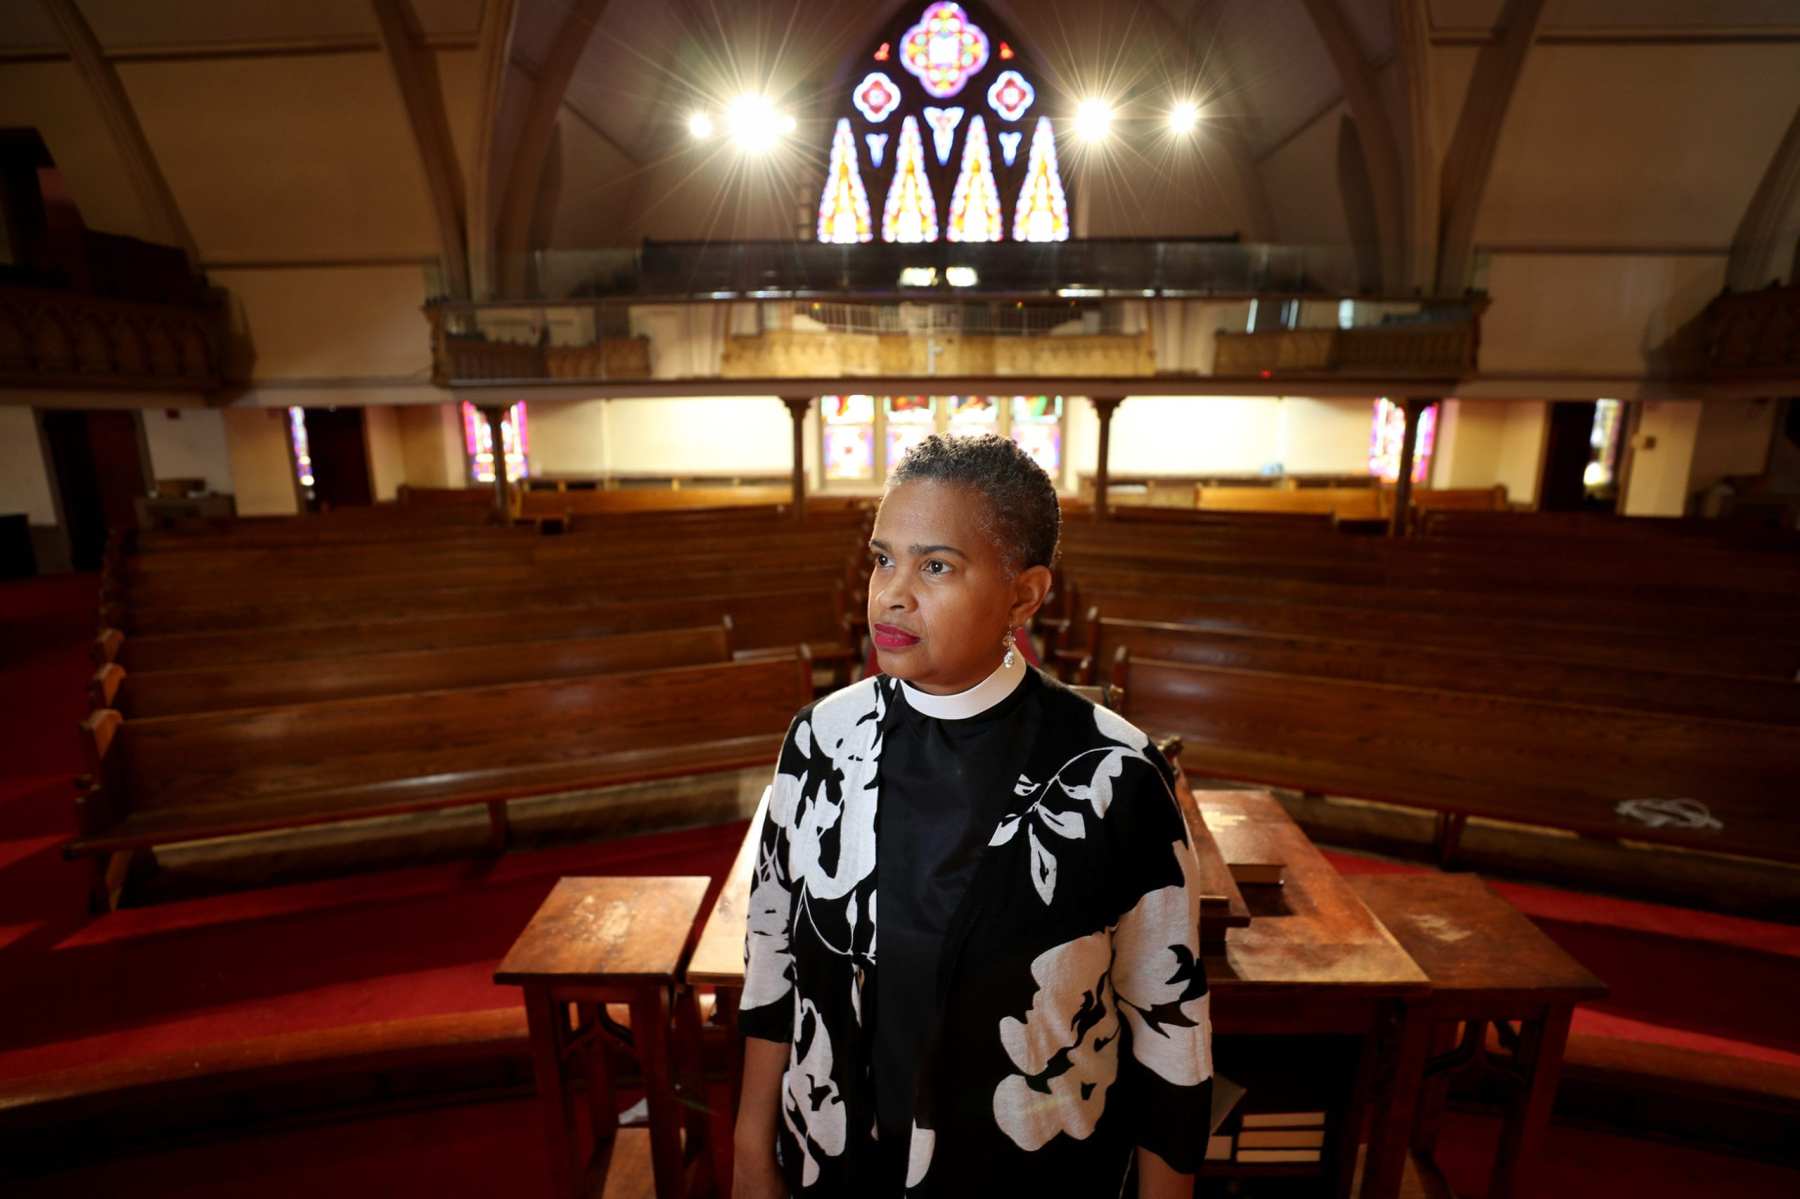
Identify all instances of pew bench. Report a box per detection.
[91,622,734,719]
[1113,654,1800,867]
[70,655,812,909]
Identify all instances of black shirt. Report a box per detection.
[873,664,1041,1160]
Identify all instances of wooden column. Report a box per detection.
[782,396,812,522]
[1091,395,1124,521]
[1389,396,1434,537]
[481,403,511,524]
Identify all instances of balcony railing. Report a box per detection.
[1704,284,1800,378]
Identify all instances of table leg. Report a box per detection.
[1491,1006,1573,1199]
[585,1003,620,1149]
[1361,999,1433,1199]
[672,983,717,1197]
[1411,1021,1460,1160]
[634,982,686,1199]
[524,987,578,1199]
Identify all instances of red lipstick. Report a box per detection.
[872,623,920,650]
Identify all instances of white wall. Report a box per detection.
[1077,396,1376,480]
[363,406,406,501]
[398,403,467,487]
[1495,401,1548,507]
[530,399,610,476]
[600,397,798,475]
[1623,400,1703,517]
[141,408,234,494]
[0,407,57,524]
[222,407,299,516]
[1688,397,1778,497]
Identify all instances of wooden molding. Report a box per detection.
[493,0,613,298]
[371,0,471,299]
[467,0,521,298]
[1297,0,1408,291]
[1727,105,1800,291]
[1395,0,1440,293]
[1435,0,1549,295]
[36,0,199,267]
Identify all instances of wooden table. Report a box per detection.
[496,876,713,1199]
[1348,872,1607,1199]
[1193,790,1432,1199]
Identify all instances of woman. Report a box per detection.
[735,435,1212,1197]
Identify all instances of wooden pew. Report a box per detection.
[93,623,735,719]
[99,587,856,674]
[1112,654,1800,866]
[1083,616,1800,726]
[70,654,812,907]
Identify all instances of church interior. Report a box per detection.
[1,0,1797,1195]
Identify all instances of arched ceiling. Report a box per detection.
[0,0,1796,293]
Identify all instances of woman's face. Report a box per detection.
[867,479,1052,694]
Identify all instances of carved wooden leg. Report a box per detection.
[523,987,578,1198]
[634,983,685,1199]
[1360,999,1433,1199]
[1490,1007,1573,1199]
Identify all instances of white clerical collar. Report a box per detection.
[899,651,1026,720]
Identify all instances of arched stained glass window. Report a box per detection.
[462,401,530,484]
[818,2,1069,246]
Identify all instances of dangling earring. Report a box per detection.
[1002,629,1017,669]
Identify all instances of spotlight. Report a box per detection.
[687,111,714,140]
[1168,99,1200,135]
[726,94,785,152]
[1074,98,1113,143]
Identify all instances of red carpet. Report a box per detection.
[3,574,1798,1196]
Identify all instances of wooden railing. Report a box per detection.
[0,285,227,390]
[1703,284,1799,379]
[1213,321,1478,377]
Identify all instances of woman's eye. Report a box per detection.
[923,559,948,576]
[872,552,890,568]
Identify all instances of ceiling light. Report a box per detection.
[727,94,783,152]
[945,266,979,288]
[687,111,714,140]
[1074,98,1113,142]
[1168,100,1200,135]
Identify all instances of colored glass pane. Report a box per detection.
[824,393,876,423]
[882,116,939,243]
[948,394,998,436]
[818,119,874,244]
[923,105,964,165]
[886,422,933,469]
[866,132,888,167]
[1585,398,1623,489]
[1011,394,1061,423]
[899,2,990,99]
[853,71,901,123]
[998,130,1021,166]
[824,425,876,480]
[462,400,530,484]
[1012,116,1069,242]
[987,70,1033,122]
[1012,422,1062,475]
[947,114,1004,243]
[886,394,936,422]
[1368,398,1435,484]
[287,407,315,489]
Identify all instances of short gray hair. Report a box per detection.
[888,433,1060,572]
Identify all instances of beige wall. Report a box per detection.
[211,266,434,382]
[1428,399,1545,505]
[1623,400,1704,517]
[0,407,57,524]
[141,408,234,494]
[223,407,299,517]
[1071,396,1376,483]
[530,399,609,475]
[1495,401,1548,508]
[398,403,467,488]
[1688,397,1778,497]
[363,406,406,502]
[600,397,799,476]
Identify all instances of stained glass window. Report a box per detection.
[1013,116,1069,242]
[1010,395,1062,474]
[818,118,874,244]
[286,407,315,492]
[882,116,939,243]
[1585,398,1624,490]
[884,395,936,469]
[947,114,1003,242]
[900,2,990,98]
[462,400,530,484]
[948,394,998,437]
[822,394,876,482]
[1368,398,1435,484]
[819,3,1067,247]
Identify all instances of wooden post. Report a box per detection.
[481,403,511,524]
[1390,396,1434,537]
[1091,395,1124,521]
[782,396,812,522]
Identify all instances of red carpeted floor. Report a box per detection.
[3,574,1798,1196]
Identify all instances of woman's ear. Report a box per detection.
[1008,564,1055,627]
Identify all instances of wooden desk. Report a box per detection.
[496,876,713,1199]
[1348,873,1607,1199]
[1195,790,1431,1199]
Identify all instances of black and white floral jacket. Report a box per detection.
[740,671,1213,1195]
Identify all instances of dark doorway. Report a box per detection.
[300,407,373,511]
[42,410,148,571]
[1540,401,1598,512]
